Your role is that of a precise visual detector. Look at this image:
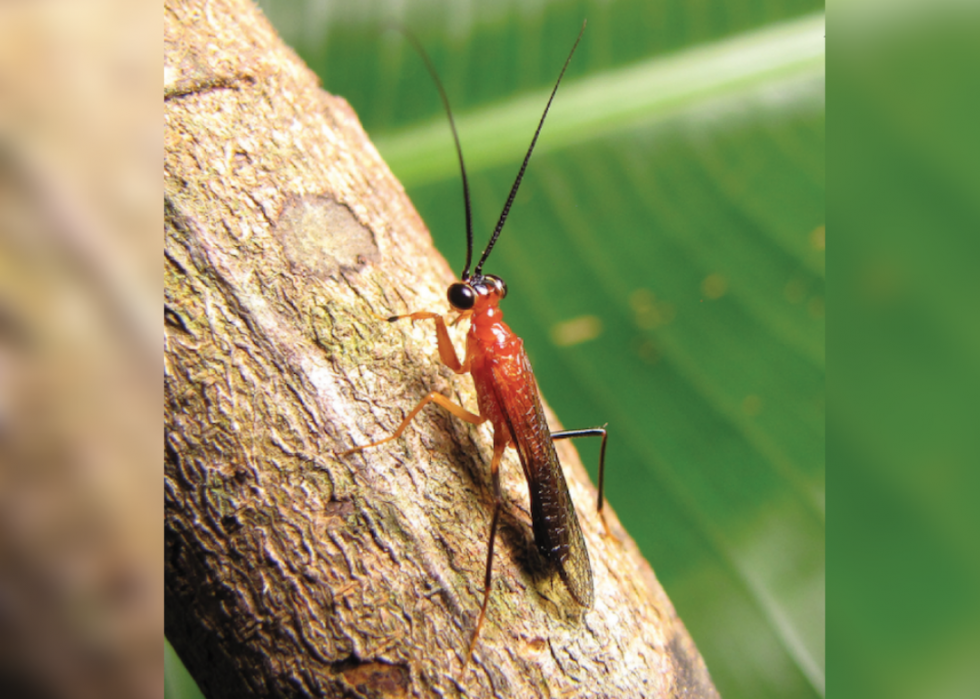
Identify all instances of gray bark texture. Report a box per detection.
[164,1,721,697]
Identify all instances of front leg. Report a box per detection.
[387,311,469,374]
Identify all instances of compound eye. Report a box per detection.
[485,274,508,299]
[447,282,476,310]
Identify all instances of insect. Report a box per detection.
[340,22,608,661]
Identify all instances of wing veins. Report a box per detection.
[489,360,594,607]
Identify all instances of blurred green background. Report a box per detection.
[828,4,980,698]
[167,2,825,698]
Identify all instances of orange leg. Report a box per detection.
[464,440,507,665]
[386,311,470,374]
[338,392,485,457]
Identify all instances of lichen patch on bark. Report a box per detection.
[277,194,379,278]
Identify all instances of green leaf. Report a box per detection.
[181,3,825,699]
[165,639,206,699]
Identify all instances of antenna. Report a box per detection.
[472,20,586,277]
[399,29,476,279]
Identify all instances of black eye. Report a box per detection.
[485,274,507,298]
[447,283,476,310]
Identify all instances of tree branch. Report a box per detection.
[164,0,719,696]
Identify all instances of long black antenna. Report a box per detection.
[398,29,476,279]
[472,20,586,277]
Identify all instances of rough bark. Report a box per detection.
[164,1,720,697]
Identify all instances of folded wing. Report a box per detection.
[490,356,594,608]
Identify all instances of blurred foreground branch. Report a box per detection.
[0,2,159,698]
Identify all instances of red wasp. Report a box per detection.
[340,22,608,661]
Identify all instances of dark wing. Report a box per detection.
[491,358,594,608]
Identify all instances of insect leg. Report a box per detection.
[386,311,467,373]
[465,440,506,665]
[552,426,610,533]
[338,393,485,456]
